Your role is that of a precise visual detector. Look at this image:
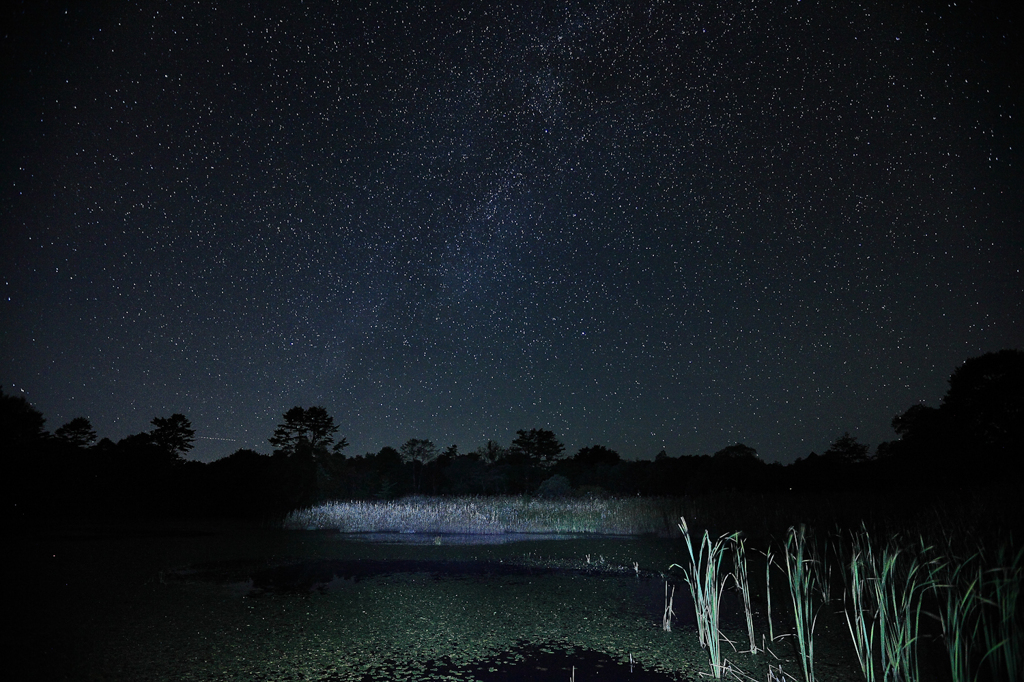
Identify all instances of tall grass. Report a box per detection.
[765,546,780,644]
[731,535,758,654]
[663,580,677,632]
[837,528,1023,682]
[980,546,1022,682]
[844,532,877,682]
[667,496,1020,682]
[671,516,733,678]
[875,541,933,682]
[785,525,819,682]
[930,544,1023,682]
[283,492,1020,682]
[284,495,686,535]
[934,555,983,682]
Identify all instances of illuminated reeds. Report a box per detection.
[785,525,818,682]
[284,495,685,535]
[843,531,877,682]
[931,544,1023,682]
[731,535,758,654]
[663,580,676,632]
[980,546,1022,682]
[670,516,733,678]
[934,555,982,682]
[285,492,1019,682]
[874,540,933,682]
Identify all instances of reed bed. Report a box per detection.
[672,516,1020,682]
[671,517,734,678]
[283,495,686,535]
[283,492,1020,681]
[785,525,819,682]
[732,535,758,654]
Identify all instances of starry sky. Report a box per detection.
[2,0,1021,464]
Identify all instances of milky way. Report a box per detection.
[2,1,1021,462]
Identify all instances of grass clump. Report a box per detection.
[670,516,734,678]
[785,524,819,682]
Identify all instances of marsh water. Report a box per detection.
[14,520,864,681]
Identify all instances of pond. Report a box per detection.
[13,520,863,681]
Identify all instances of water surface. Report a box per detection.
[14,520,860,681]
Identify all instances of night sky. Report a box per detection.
[2,1,1021,464]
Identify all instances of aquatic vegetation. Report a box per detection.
[844,532,878,682]
[732,535,758,654]
[663,580,676,632]
[664,515,1020,682]
[282,493,1020,682]
[785,524,819,682]
[670,516,733,678]
[284,495,686,535]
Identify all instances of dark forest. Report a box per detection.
[8,349,1021,523]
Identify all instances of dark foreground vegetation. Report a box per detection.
[5,349,1022,524]
[5,351,1022,682]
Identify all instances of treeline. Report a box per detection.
[5,349,1021,522]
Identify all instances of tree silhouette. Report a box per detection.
[713,443,758,460]
[377,446,402,465]
[474,440,506,464]
[400,438,438,493]
[823,432,869,463]
[880,349,1023,479]
[0,386,46,449]
[55,417,97,448]
[269,406,348,458]
[150,414,195,460]
[574,445,621,466]
[511,428,565,464]
[891,404,941,439]
[941,349,1023,458]
[399,439,437,466]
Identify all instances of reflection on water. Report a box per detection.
[20,523,813,681]
[340,531,637,545]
